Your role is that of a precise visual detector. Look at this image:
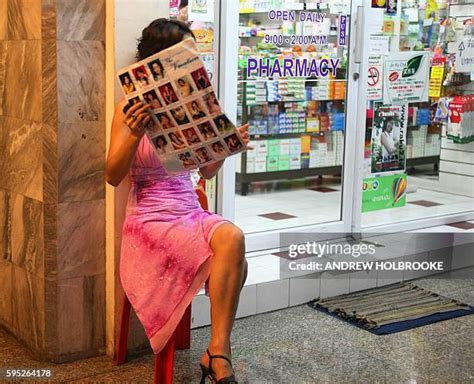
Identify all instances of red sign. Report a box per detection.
[389,72,399,82]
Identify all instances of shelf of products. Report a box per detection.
[362,0,474,205]
[236,0,350,195]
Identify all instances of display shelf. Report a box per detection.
[249,131,338,139]
[236,164,342,195]
[236,3,348,195]
[242,98,345,102]
[406,156,440,167]
[241,99,345,105]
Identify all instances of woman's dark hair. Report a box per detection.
[136,18,195,61]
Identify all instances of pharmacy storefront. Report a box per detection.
[170,0,474,270]
[170,0,474,254]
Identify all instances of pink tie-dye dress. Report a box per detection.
[119,135,228,354]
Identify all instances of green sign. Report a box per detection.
[362,173,407,212]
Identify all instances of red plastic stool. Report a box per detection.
[114,296,192,384]
[114,180,208,384]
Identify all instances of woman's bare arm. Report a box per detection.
[199,159,225,179]
[106,101,151,187]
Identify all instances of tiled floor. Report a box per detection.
[234,179,474,233]
[362,188,474,228]
[0,268,473,383]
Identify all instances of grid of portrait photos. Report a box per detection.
[117,38,246,174]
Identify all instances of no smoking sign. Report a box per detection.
[367,56,383,101]
[368,66,380,86]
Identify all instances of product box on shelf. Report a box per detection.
[301,135,311,153]
[331,113,345,131]
[256,140,268,156]
[448,95,474,143]
[424,133,441,156]
[267,140,280,156]
[326,152,336,166]
[333,81,345,100]
[306,117,320,132]
[417,109,431,126]
[290,154,301,170]
[246,157,255,173]
[267,156,279,172]
[255,159,266,173]
[278,155,290,170]
[289,138,302,154]
[409,106,417,126]
[279,139,291,155]
[309,150,318,167]
[301,153,310,168]
[336,148,343,165]
[319,113,330,131]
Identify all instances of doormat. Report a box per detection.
[307,282,474,335]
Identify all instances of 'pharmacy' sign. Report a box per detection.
[247,57,340,78]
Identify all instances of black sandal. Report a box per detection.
[199,348,238,384]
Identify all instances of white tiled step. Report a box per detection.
[191,236,472,329]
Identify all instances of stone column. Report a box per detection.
[0,0,106,363]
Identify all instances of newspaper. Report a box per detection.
[117,38,245,174]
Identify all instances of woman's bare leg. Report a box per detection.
[200,223,247,380]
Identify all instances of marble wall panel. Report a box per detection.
[41,39,57,128]
[0,0,108,362]
[57,273,105,359]
[0,41,7,116]
[1,40,42,121]
[42,123,57,204]
[58,121,105,202]
[57,0,105,41]
[43,203,57,281]
[6,0,41,40]
[41,0,56,40]
[57,40,105,123]
[43,264,58,360]
[0,116,7,174]
[127,311,151,353]
[11,265,45,353]
[10,193,44,276]
[57,199,105,280]
[0,1,7,40]
[56,276,85,354]
[0,116,43,201]
[0,190,12,262]
[0,259,13,328]
[84,273,105,353]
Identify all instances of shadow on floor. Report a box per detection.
[0,268,473,383]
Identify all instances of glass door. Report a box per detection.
[353,0,474,232]
[219,0,362,251]
[170,0,222,211]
